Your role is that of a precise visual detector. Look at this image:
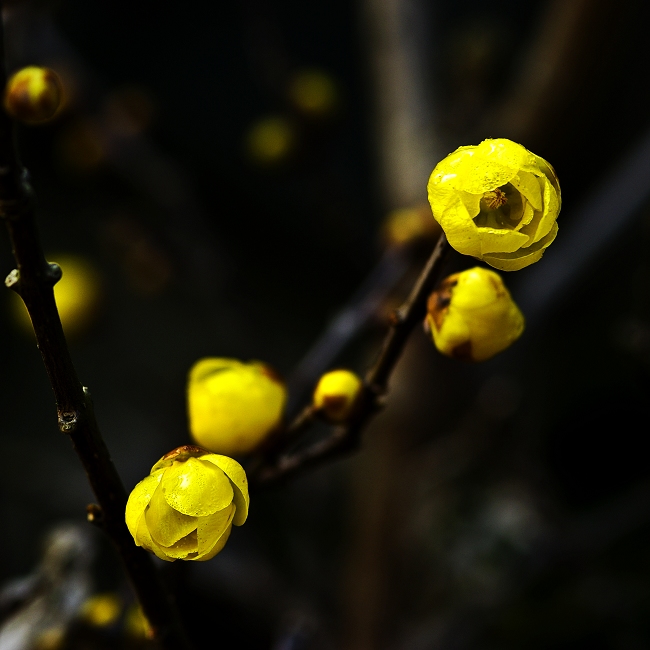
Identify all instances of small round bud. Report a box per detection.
[125,446,249,562]
[4,66,63,124]
[187,358,287,455]
[313,369,363,422]
[426,267,524,362]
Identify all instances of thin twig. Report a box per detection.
[250,234,449,487]
[0,9,192,650]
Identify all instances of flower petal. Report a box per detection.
[200,454,250,526]
[509,170,542,211]
[483,222,558,271]
[145,481,198,547]
[435,197,482,258]
[197,503,235,556]
[158,531,199,560]
[162,457,233,517]
[195,523,234,562]
[478,227,530,255]
[135,513,173,561]
[125,471,163,538]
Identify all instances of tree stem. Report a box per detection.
[0,7,192,649]
[251,233,449,486]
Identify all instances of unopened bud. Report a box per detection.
[4,66,63,124]
[313,369,363,422]
[187,358,287,455]
[426,267,524,362]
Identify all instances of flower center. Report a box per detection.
[481,188,507,210]
[473,183,524,231]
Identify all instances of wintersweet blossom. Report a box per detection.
[125,446,249,562]
[427,139,561,271]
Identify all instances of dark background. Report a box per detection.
[2,0,650,648]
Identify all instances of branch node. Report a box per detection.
[58,410,79,433]
[4,268,20,292]
[86,503,104,526]
[46,262,62,285]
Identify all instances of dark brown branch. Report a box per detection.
[250,233,449,487]
[0,9,191,650]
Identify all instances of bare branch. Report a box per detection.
[250,234,449,487]
[0,8,192,649]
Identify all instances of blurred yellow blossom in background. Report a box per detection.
[246,116,295,164]
[125,446,249,562]
[80,593,122,628]
[427,138,561,271]
[426,266,524,361]
[187,358,287,455]
[12,254,102,338]
[382,204,441,247]
[288,69,338,117]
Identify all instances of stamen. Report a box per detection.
[482,188,507,210]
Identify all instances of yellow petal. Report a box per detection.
[196,503,235,556]
[483,222,558,271]
[125,471,163,538]
[135,514,172,561]
[162,457,234,517]
[432,307,471,356]
[477,227,530,255]
[158,531,199,560]
[200,454,249,526]
[509,170,542,211]
[429,146,519,194]
[195,524,233,562]
[434,195,482,258]
[145,481,198,546]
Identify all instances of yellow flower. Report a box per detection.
[125,446,249,562]
[187,358,287,455]
[4,66,63,124]
[426,267,524,361]
[427,139,561,271]
[313,369,363,422]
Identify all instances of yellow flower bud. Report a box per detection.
[426,267,524,361]
[188,358,287,455]
[125,445,249,562]
[313,369,363,422]
[4,66,63,124]
[427,138,561,271]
